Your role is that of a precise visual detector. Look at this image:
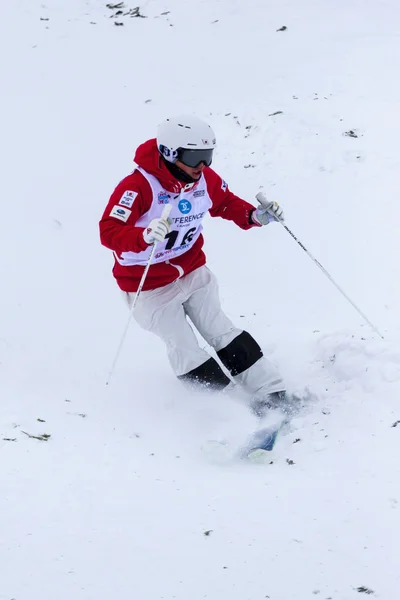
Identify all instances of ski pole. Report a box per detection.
[106,203,172,385]
[256,192,384,339]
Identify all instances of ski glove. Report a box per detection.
[143,217,171,245]
[252,192,284,226]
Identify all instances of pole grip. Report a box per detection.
[255,191,284,222]
[161,203,172,220]
[255,191,269,207]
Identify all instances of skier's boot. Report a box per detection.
[251,390,310,420]
[250,391,287,419]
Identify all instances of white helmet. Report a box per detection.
[157,115,216,167]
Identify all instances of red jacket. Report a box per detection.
[99,139,259,292]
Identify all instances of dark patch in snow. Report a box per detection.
[107,4,147,19]
[203,530,213,536]
[22,431,51,442]
[391,420,400,428]
[344,129,359,138]
[127,7,147,18]
[356,586,374,595]
[269,111,283,116]
[277,25,287,31]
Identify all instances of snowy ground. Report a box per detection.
[1,1,400,598]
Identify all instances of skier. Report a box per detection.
[99,115,286,415]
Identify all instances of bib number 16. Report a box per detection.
[164,227,197,250]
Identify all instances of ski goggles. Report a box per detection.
[177,147,214,168]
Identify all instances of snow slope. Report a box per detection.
[1,1,400,598]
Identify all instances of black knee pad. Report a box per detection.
[217,331,263,376]
[178,357,231,390]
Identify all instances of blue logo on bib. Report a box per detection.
[178,199,192,214]
[158,191,170,204]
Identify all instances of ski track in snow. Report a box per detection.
[1,0,400,599]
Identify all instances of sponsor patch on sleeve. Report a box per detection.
[118,190,137,208]
[221,179,228,191]
[109,205,132,222]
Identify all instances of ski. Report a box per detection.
[242,418,288,462]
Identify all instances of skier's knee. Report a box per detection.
[177,357,230,390]
[217,331,263,376]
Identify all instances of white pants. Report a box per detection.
[124,266,285,399]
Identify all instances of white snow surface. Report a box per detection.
[1,1,400,598]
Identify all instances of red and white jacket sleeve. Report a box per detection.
[99,172,152,254]
[205,168,260,230]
